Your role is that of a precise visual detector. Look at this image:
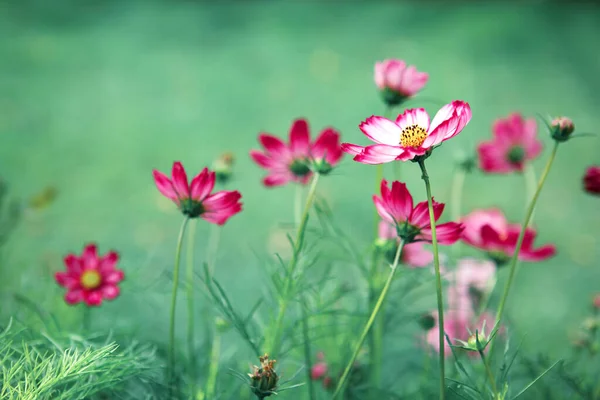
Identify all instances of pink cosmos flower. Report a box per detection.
[374,59,428,105]
[374,180,463,244]
[153,162,242,224]
[461,208,556,263]
[342,101,472,164]
[378,220,434,267]
[250,118,343,187]
[583,166,600,196]
[477,113,543,173]
[55,244,124,307]
[311,362,328,380]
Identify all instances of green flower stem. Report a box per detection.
[204,325,221,400]
[167,217,190,392]
[479,349,499,399]
[332,241,405,399]
[186,218,198,396]
[417,159,446,400]
[295,183,303,227]
[300,297,316,400]
[524,162,537,227]
[494,141,559,335]
[266,173,320,355]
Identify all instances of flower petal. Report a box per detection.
[189,168,215,202]
[410,200,444,228]
[84,291,103,307]
[81,244,99,270]
[202,191,243,225]
[359,116,402,146]
[418,222,464,244]
[101,284,120,300]
[312,128,343,165]
[263,174,294,187]
[401,242,434,268]
[354,144,405,164]
[64,254,83,274]
[395,108,430,132]
[259,133,289,156]
[55,272,80,289]
[250,150,277,168]
[518,244,556,262]
[341,143,365,156]
[422,115,459,148]
[171,162,190,199]
[104,270,124,284]
[99,251,119,273]
[289,119,311,157]
[152,170,178,202]
[65,289,84,305]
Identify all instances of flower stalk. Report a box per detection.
[167,217,190,391]
[186,219,198,394]
[266,173,320,355]
[332,240,405,399]
[417,159,446,400]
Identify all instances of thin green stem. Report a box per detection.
[332,241,405,399]
[204,322,221,400]
[418,159,446,400]
[266,173,320,355]
[450,167,466,260]
[494,142,559,330]
[167,217,190,392]
[479,349,499,399]
[295,183,302,228]
[524,162,537,227]
[300,297,316,400]
[186,219,198,397]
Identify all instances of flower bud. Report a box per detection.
[248,354,279,398]
[310,362,328,380]
[418,313,436,331]
[312,158,334,175]
[583,167,600,196]
[212,152,235,184]
[550,117,575,142]
[215,316,230,333]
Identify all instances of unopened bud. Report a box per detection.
[215,316,230,333]
[312,158,334,175]
[213,152,235,184]
[550,117,575,142]
[248,354,279,398]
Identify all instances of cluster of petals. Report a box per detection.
[55,244,124,307]
[374,59,428,98]
[374,180,463,244]
[250,118,343,187]
[153,162,242,225]
[461,208,556,263]
[378,220,433,267]
[342,101,472,163]
[583,166,600,195]
[477,113,543,173]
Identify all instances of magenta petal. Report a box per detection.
[289,119,311,157]
[263,174,293,187]
[189,168,215,201]
[65,289,84,305]
[519,244,556,262]
[373,195,396,225]
[250,150,276,168]
[64,254,82,274]
[55,272,79,289]
[104,270,125,284]
[202,191,242,225]
[259,134,289,155]
[359,116,402,146]
[101,285,120,300]
[410,200,444,228]
[171,162,190,199]
[152,170,179,202]
[84,291,103,307]
[354,144,405,164]
[341,143,365,156]
[99,251,119,272]
[82,244,99,270]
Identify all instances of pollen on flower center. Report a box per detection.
[400,124,428,148]
[80,270,101,289]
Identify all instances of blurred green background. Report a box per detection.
[1,0,599,367]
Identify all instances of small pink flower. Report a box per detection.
[373,180,464,244]
[55,244,124,307]
[477,113,542,173]
[342,101,472,164]
[153,162,242,224]
[311,362,328,380]
[583,166,600,196]
[461,208,556,263]
[374,59,428,105]
[454,258,496,294]
[250,118,343,187]
[593,293,600,309]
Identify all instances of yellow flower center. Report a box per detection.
[80,270,102,289]
[400,124,428,148]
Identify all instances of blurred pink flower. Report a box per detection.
[583,166,600,196]
[250,118,343,187]
[374,59,428,104]
[477,113,542,173]
[55,244,124,307]
[425,311,469,357]
[374,180,463,244]
[593,293,600,309]
[153,162,242,225]
[342,101,472,163]
[377,220,434,268]
[311,362,328,380]
[454,258,496,294]
[461,208,556,263]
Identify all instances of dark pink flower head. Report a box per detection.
[583,166,600,196]
[342,101,472,164]
[461,208,556,265]
[373,180,464,244]
[153,162,242,225]
[374,59,428,106]
[377,220,434,267]
[250,119,343,187]
[55,244,124,307]
[477,113,542,174]
[311,362,328,380]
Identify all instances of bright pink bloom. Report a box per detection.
[373,180,463,244]
[250,118,343,187]
[311,362,328,380]
[153,162,242,224]
[55,244,124,307]
[378,220,434,267]
[342,101,472,163]
[477,113,542,173]
[461,209,556,263]
[374,59,428,98]
[583,166,600,195]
